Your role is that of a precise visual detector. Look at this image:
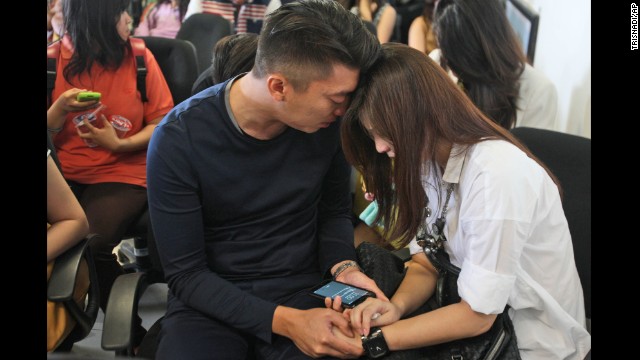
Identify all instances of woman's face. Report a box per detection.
[116,11,133,41]
[363,118,396,158]
[372,134,396,158]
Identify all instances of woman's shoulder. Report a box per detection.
[409,14,427,30]
[463,140,549,192]
[470,140,528,162]
[519,63,555,92]
[467,140,537,175]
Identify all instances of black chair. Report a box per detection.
[510,127,591,333]
[135,36,200,105]
[116,36,199,276]
[48,234,102,351]
[176,13,233,75]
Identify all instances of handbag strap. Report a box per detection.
[417,182,459,275]
[427,247,460,276]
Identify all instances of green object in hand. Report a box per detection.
[77,91,101,102]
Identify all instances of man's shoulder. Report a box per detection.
[160,84,227,126]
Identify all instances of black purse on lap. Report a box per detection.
[419,248,521,360]
[356,183,521,360]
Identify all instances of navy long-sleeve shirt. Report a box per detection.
[147,79,355,343]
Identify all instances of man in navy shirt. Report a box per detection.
[147,1,384,358]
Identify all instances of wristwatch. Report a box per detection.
[361,327,389,358]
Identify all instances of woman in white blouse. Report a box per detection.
[336,43,590,360]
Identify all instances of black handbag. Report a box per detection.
[356,242,521,360]
[419,248,521,360]
[355,183,521,360]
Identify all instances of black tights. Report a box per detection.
[69,181,148,344]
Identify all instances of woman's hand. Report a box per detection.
[48,88,101,130]
[52,88,100,114]
[348,297,401,337]
[77,114,122,152]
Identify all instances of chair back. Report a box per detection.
[510,127,591,325]
[136,36,199,105]
[176,13,233,75]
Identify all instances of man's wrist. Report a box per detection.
[272,305,300,338]
[331,260,362,281]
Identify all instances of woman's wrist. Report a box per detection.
[47,103,68,130]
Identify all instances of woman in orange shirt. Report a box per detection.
[46,0,173,347]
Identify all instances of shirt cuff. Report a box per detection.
[457,260,516,314]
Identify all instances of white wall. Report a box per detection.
[524,0,591,138]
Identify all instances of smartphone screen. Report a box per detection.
[310,280,375,308]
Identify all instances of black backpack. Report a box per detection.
[47,37,149,106]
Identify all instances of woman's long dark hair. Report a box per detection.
[434,0,527,129]
[62,0,131,84]
[341,43,558,247]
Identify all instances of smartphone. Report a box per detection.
[309,280,376,308]
[77,91,101,102]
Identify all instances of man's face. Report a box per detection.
[279,64,359,133]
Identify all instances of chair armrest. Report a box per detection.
[101,271,150,352]
[47,233,102,342]
[47,233,98,301]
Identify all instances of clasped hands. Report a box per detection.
[324,270,401,358]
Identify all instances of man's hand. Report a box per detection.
[338,267,389,302]
[273,306,363,359]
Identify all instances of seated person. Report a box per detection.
[47,0,174,348]
[430,0,558,130]
[336,42,591,359]
[134,0,190,39]
[47,148,90,352]
[191,33,258,94]
[185,0,270,34]
[407,0,437,55]
[147,1,387,358]
[339,0,397,43]
[47,0,64,43]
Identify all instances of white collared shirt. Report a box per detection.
[409,140,590,360]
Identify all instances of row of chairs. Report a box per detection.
[135,13,232,105]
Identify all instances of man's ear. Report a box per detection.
[267,74,287,102]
